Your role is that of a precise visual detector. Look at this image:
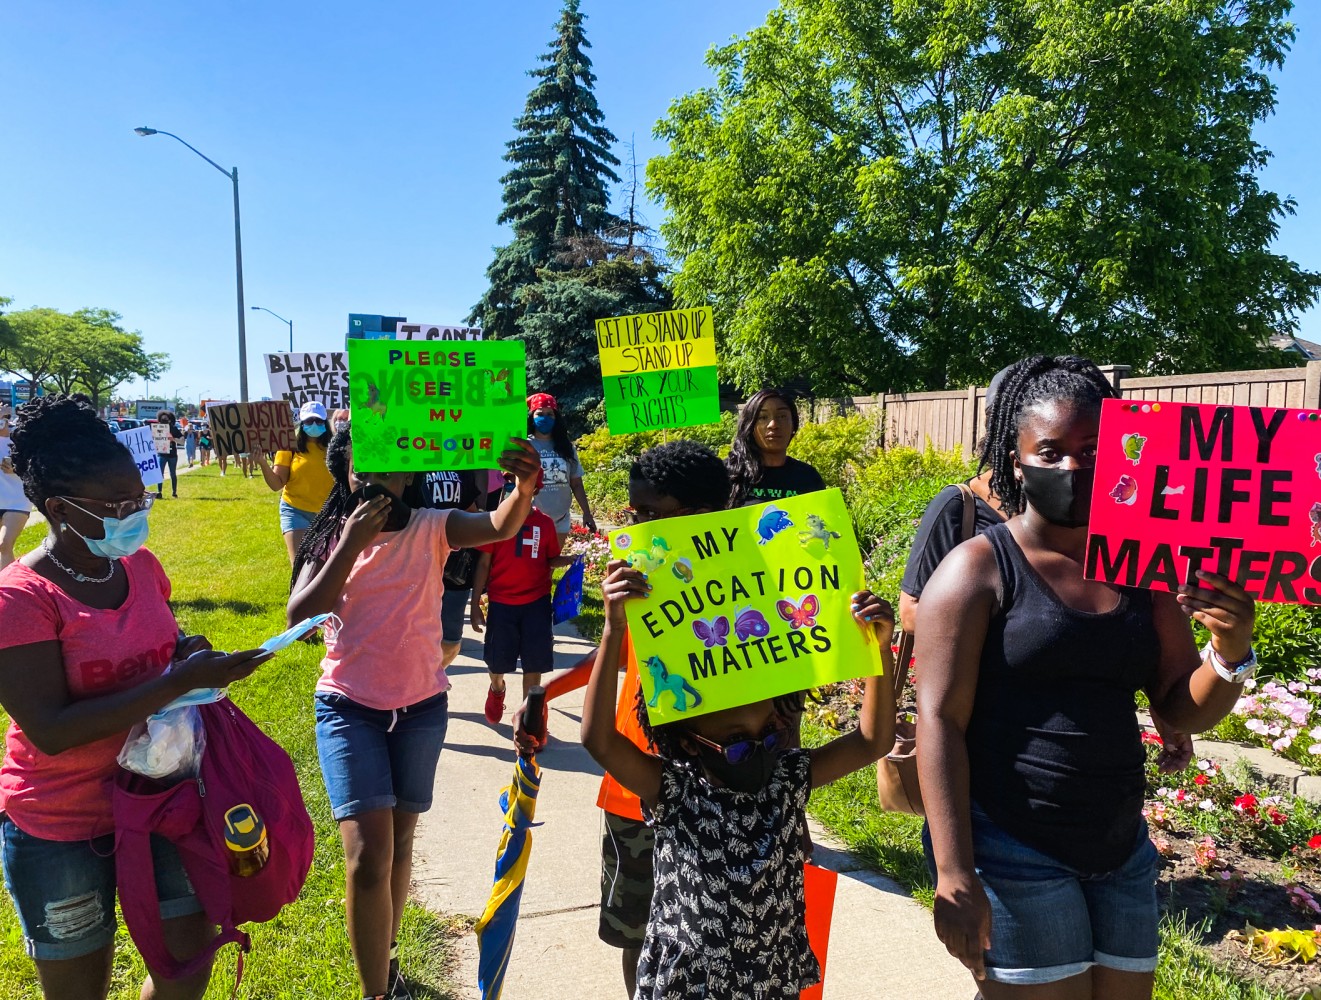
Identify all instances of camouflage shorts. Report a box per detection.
[599,812,655,948]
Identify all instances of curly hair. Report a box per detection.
[630,440,731,512]
[10,394,133,511]
[977,355,1118,515]
[727,388,800,508]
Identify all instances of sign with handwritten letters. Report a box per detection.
[116,425,164,487]
[1085,399,1321,604]
[595,307,721,435]
[151,422,171,454]
[265,352,350,410]
[207,401,296,458]
[346,339,527,473]
[395,322,484,342]
[608,489,880,723]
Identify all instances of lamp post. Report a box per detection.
[251,306,293,352]
[172,385,190,412]
[134,127,249,402]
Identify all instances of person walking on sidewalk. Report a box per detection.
[527,392,596,544]
[181,418,198,467]
[255,402,334,565]
[153,411,183,499]
[287,428,541,1000]
[470,471,576,724]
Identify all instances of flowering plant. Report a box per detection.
[1215,668,1321,767]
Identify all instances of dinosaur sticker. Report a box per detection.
[645,656,702,713]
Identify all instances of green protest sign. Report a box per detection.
[608,489,881,724]
[346,339,527,472]
[595,307,721,435]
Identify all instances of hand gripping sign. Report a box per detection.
[1085,398,1321,604]
[608,489,880,724]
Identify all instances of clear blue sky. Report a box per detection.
[2,1,1318,405]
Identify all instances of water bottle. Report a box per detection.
[223,803,269,877]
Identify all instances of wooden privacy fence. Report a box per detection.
[809,361,1321,454]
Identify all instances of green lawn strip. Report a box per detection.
[0,468,461,999]
[800,722,1280,1000]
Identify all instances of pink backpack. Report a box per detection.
[113,697,314,981]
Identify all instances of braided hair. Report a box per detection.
[289,426,424,589]
[727,388,800,508]
[10,394,133,512]
[629,440,731,512]
[977,355,1118,515]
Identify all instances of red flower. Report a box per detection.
[1267,806,1288,826]
[1194,774,1209,786]
[1141,731,1165,746]
[1308,834,1321,851]
[1233,794,1258,816]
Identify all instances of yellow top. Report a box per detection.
[274,446,333,514]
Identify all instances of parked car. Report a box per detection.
[104,419,122,433]
[117,417,142,430]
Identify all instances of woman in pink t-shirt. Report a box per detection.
[0,395,272,1000]
[287,427,541,1000]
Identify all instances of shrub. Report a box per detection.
[575,412,738,475]
[784,415,876,488]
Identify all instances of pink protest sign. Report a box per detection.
[1085,399,1321,604]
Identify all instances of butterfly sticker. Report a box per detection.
[1109,475,1138,506]
[776,594,819,630]
[733,606,771,642]
[693,616,731,648]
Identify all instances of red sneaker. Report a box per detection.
[484,686,506,725]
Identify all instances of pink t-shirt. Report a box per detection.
[0,550,178,841]
[318,507,453,711]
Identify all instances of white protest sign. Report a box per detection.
[151,423,171,454]
[117,426,163,487]
[395,322,483,341]
[264,352,350,409]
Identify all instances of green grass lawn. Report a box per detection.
[0,467,462,999]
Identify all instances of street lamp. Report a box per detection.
[172,385,190,412]
[251,306,293,352]
[134,126,249,402]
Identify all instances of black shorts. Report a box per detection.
[483,596,554,674]
[599,812,655,948]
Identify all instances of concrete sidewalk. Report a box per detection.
[413,622,969,1000]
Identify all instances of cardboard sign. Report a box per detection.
[608,489,879,723]
[151,422,171,454]
[395,322,483,342]
[116,425,163,487]
[1085,399,1321,604]
[346,339,527,472]
[207,401,296,458]
[265,352,350,409]
[595,307,721,434]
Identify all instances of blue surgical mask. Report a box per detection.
[533,415,555,434]
[304,422,327,438]
[66,504,151,559]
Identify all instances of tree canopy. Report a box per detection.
[649,0,1321,394]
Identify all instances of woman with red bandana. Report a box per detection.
[527,392,596,544]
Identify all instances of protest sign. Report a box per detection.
[595,307,721,434]
[346,339,527,472]
[151,423,171,454]
[395,322,483,342]
[116,425,163,487]
[207,401,296,458]
[1085,399,1321,604]
[265,352,350,409]
[607,489,880,724]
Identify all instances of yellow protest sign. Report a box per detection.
[594,307,718,377]
[608,489,880,724]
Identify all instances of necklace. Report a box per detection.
[43,538,116,584]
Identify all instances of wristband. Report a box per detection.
[1203,642,1257,684]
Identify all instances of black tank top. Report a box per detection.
[967,523,1159,875]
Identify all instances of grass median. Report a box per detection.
[0,467,462,999]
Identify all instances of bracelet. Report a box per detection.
[1206,643,1254,670]
[1202,642,1257,684]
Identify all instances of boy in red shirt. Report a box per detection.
[471,478,575,723]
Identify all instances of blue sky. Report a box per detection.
[2,1,1318,405]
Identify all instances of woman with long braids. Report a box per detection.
[726,388,825,508]
[0,394,272,1000]
[287,427,540,1000]
[917,357,1256,999]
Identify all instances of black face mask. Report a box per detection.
[349,483,411,533]
[695,743,780,795]
[1018,464,1094,528]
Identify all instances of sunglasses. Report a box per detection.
[687,726,790,764]
[61,493,156,520]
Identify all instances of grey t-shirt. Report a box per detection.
[531,437,583,527]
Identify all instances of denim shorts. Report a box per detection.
[923,802,1159,985]
[483,596,554,674]
[0,817,201,961]
[441,587,470,645]
[314,690,449,821]
[279,500,318,534]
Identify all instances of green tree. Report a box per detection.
[470,0,622,341]
[0,307,82,386]
[53,309,170,410]
[649,0,1321,394]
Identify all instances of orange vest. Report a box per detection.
[596,637,649,822]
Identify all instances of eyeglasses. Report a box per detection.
[61,494,156,520]
[687,726,790,764]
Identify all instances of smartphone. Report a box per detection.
[349,482,411,532]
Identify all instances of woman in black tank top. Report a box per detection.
[914,357,1256,1000]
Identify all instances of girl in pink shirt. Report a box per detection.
[287,427,540,1000]
[0,395,271,1000]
